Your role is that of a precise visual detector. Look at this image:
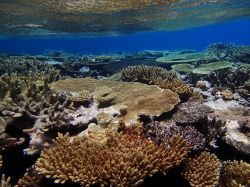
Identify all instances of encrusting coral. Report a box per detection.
[182,151,222,187]
[35,130,191,186]
[220,160,250,187]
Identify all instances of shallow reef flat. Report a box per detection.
[0,43,250,186]
[0,0,250,36]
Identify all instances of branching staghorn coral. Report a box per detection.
[182,151,222,187]
[221,160,250,187]
[120,65,177,85]
[35,131,191,186]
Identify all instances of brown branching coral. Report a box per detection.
[221,160,250,187]
[120,65,177,85]
[35,131,191,186]
[15,167,43,187]
[182,151,222,187]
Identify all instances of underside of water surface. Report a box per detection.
[0,0,250,36]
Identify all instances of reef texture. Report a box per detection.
[35,132,191,186]
[182,151,222,187]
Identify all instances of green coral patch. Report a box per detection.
[192,61,233,75]
[156,52,204,64]
[171,64,195,73]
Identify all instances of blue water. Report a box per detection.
[0,17,250,55]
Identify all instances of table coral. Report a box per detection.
[50,78,180,123]
[35,131,191,186]
[182,151,222,187]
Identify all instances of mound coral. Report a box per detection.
[221,160,250,187]
[182,151,222,187]
[120,65,177,84]
[35,131,191,186]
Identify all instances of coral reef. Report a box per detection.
[35,132,191,186]
[0,47,250,187]
[182,151,222,187]
[221,160,250,187]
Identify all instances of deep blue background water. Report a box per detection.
[0,17,250,55]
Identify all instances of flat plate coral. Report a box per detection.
[0,0,250,36]
[50,78,180,123]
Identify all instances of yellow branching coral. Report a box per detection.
[35,132,191,186]
[221,160,250,187]
[182,151,222,187]
[153,79,194,100]
[0,174,11,187]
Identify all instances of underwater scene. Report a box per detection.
[0,0,250,186]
